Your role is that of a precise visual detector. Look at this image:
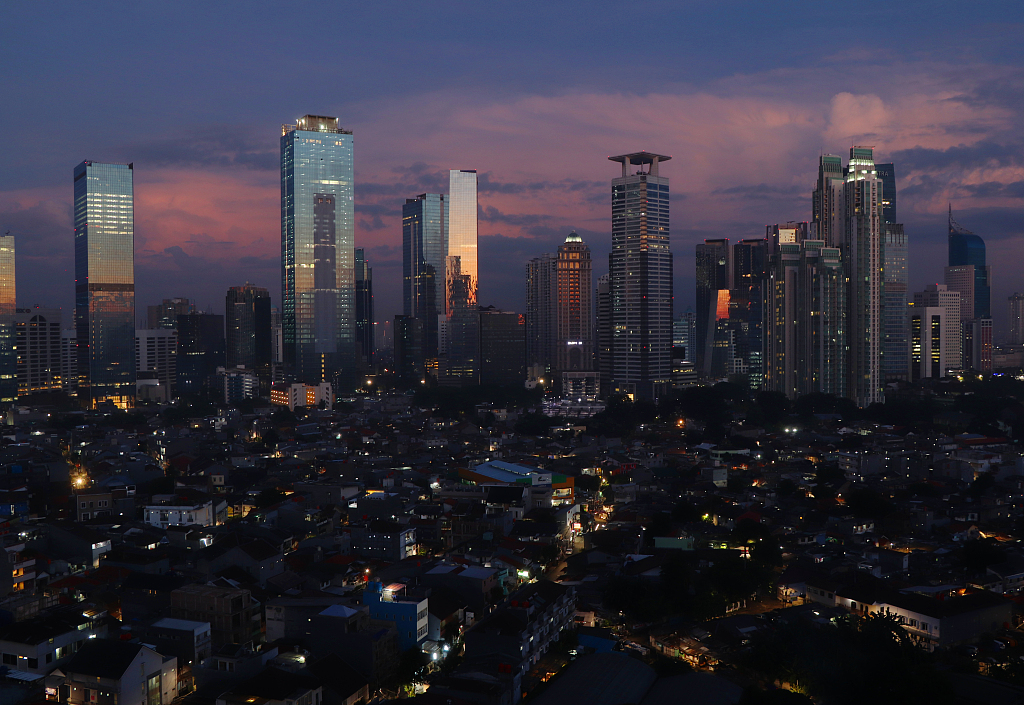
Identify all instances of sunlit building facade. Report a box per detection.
[443,170,479,385]
[695,239,730,379]
[403,194,447,362]
[609,152,673,400]
[281,115,355,387]
[74,161,136,408]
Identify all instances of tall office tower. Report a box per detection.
[883,223,909,379]
[479,308,525,386]
[225,283,272,393]
[354,248,374,369]
[811,154,844,246]
[61,329,77,394]
[876,163,896,224]
[765,240,846,399]
[443,170,479,385]
[766,222,810,254]
[609,152,672,399]
[270,307,283,364]
[595,274,612,390]
[695,239,730,378]
[136,328,177,395]
[281,115,354,387]
[147,298,195,329]
[673,308,696,363]
[1008,293,1024,345]
[393,315,424,380]
[176,313,225,398]
[948,206,990,319]
[966,318,993,373]
[14,307,62,397]
[946,206,992,372]
[732,238,767,389]
[73,161,136,409]
[813,148,885,406]
[403,194,447,361]
[555,231,593,373]
[526,253,557,376]
[912,284,961,373]
[0,234,14,404]
[908,306,952,381]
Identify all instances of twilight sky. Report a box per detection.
[2,1,1024,336]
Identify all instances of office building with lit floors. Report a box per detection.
[526,252,557,379]
[14,306,63,398]
[1009,293,1024,345]
[355,248,374,370]
[908,305,952,381]
[225,283,272,394]
[608,152,673,400]
[281,115,355,388]
[147,297,194,329]
[0,234,14,404]
[74,161,136,409]
[912,284,961,373]
[403,193,447,365]
[442,169,480,386]
[765,240,845,399]
[555,231,595,393]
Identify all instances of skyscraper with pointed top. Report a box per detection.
[945,205,992,372]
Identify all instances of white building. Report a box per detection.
[136,328,178,394]
[913,284,961,371]
[144,497,216,528]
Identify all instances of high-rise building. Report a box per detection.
[912,284,961,376]
[479,308,525,386]
[0,234,14,404]
[946,206,992,373]
[176,313,225,398]
[555,231,593,376]
[908,306,947,381]
[443,170,479,385]
[766,222,810,254]
[525,253,557,376]
[673,308,696,363]
[354,248,374,369]
[136,328,177,396]
[1008,293,1024,345]
[731,238,767,389]
[14,307,62,397]
[765,240,846,399]
[147,298,195,330]
[270,307,283,364]
[695,239,730,378]
[876,163,896,225]
[812,148,885,406]
[225,283,272,393]
[281,115,354,386]
[883,223,909,380]
[608,152,672,400]
[394,315,424,381]
[403,194,447,362]
[73,161,136,409]
[595,274,612,390]
[61,329,77,395]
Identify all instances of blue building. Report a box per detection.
[403,194,447,361]
[363,582,428,651]
[948,206,991,319]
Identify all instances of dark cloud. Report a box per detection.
[890,141,1024,173]
[126,125,278,171]
[962,180,1024,199]
[713,183,804,200]
[358,215,387,231]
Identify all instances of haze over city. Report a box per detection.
[3,1,1024,331]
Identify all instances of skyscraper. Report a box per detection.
[883,223,909,380]
[732,238,767,389]
[393,315,424,381]
[176,313,225,398]
[948,206,991,319]
[14,306,62,398]
[556,231,594,376]
[607,152,672,400]
[479,308,525,386]
[876,163,897,225]
[912,284,961,376]
[147,298,195,330]
[908,306,947,381]
[225,283,272,393]
[443,170,479,385]
[595,274,612,390]
[525,253,556,376]
[403,194,447,363]
[0,234,14,404]
[946,206,992,372]
[74,161,136,409]
[355,248,374,369]
[673,308,696,363]
[812,148,885,406]
[281,115,354,387]
[1008,293,1024,345]
[765,240,845,400]
[695,239,730,379]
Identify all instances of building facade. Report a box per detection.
[74,161,136,408]
[556,231,593,382]
[281,115,355,386]
[0,234,14,405]
[403,194,447,364]
[883,223,909,379]
[526,252,557,378]
[908,306,948,381]
[14,307,62,397]
[136,328,177,396]
[147,298,194,330]
[695,239,731,379]
[176,313,225,398]
[225,283,272,393]
[609,152,672,399]
[355,248,374,370]
[479,308,525,386]
[1009,293,1024,345]
[912,284,961,374]
[443,170,479,385]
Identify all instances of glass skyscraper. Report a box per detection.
[281,115,354,387]
[355,248,374,369]
[883,224,909,379]
[74,161,136,408]
[876,163,896,225]
[0,234,15,404]
[948,206,991,319]
[402,194,447,361]
[609,152,672,400]
[443,170,479,385]
[695,239,730,379]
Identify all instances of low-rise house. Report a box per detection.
[60,640,178,705]
[0,606,107,675]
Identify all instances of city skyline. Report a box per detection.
[3,4,1023,339]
